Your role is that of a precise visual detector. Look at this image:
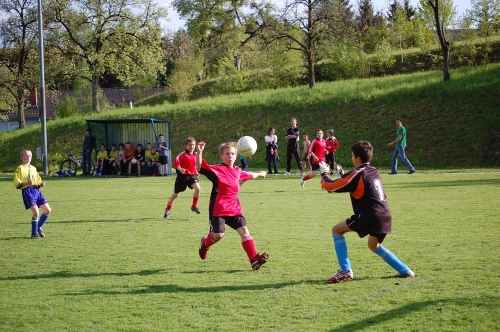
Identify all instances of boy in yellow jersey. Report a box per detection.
[14,149,52,239]
[94,144,109,176]
[48,159,74,177]
[107,144,119,174]
[144,143,153,175]
[150,147,160,175]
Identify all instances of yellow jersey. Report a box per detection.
[96,150,109,161]
[151,152,159,162]
[108,149,119,160]
[14,164,42,190]
[48,164,60,175]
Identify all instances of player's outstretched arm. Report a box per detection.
[196,142,205,172]
[251,171,267,179]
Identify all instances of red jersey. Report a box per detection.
[173,150,197,175]
[325,136,339,154]
[199,159,253,217]
[308,138,326,164]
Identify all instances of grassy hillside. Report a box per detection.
[1,63,499,173]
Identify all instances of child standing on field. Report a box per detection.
[300,129,326,187]
[164,137,202,218]
[325,129,339,175]
[14,149,52,239]
[301,133,311,176]
[319,141,415,283]
[196,141,269,270]
[158,134,169,176]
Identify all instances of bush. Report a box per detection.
[56,96,79,118]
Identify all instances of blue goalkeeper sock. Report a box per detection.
[374,245,409,275]
[31,217,39,234]
[38,213,49,229]
[333,235,351,271]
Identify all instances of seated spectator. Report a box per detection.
[134,144,145,176]
[114,143,124,175]
[150,147,160,176]
[94,144,109,176]
[121,142,135,175]
[107,144,119,175]
[144,143,153,175]
[48,159,74,177]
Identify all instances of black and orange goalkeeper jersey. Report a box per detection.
[320,163,392,234]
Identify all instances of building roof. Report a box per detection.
[0,87,167,121]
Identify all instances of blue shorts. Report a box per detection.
[22,186,48,210]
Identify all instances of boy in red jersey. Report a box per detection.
[196,141,269,270]
[319,141,415,283]
[301,129,326,187]
[164,137,202,218]
[325,129,339,175]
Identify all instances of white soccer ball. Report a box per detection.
[237,136,257,157]
[131,158,137,164]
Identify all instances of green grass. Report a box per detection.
[1,63,499,173]
[1,170,499,331]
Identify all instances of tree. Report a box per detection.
[468,0,500,61]
[427,0,451,81]
[46,0,167,112]
[388,5,413,62]
[417,0,457,30]
[265,0,349,88]
[0,0,39,128]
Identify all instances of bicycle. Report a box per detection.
[60,148,95,176]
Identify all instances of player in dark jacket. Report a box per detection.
[320,141,415,283]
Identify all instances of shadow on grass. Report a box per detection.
[60,281,302,296]
[385,178,500,188]
[0,269,166,281]
[54,217,165,224]
[327,296,500,332]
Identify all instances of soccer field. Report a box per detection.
[0,171,499,331]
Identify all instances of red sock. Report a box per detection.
[203,232,216,248]
[303,174,311,181]
[166,203,173,211]
[192,194,199,208]
[241,236,257,260]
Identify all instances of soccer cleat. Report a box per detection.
[38,228,45,238]
[300,179,305,187]
[164,209,170,219]
[251,252,269,270]
[336,164,344,177]
[31,233,39,239]
[399,269,416,278]
[327,269,353,283]
[409,170,416,174]
[199,237,209,260]
[284,172,290,176]
[191,206,202,214]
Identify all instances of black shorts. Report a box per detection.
[311,163,320,171]
[209,215,246,233]
[159,156,168,165]
[174,174,199,193]
[302,153,310,162]
[345,215,387,243]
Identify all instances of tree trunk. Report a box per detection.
[307,50,315,88]
[92,74,100,113]
[17,103,26,129]
[16,86,26,129]
[442,45,450,81]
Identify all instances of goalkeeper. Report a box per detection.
[319,141,415,283]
